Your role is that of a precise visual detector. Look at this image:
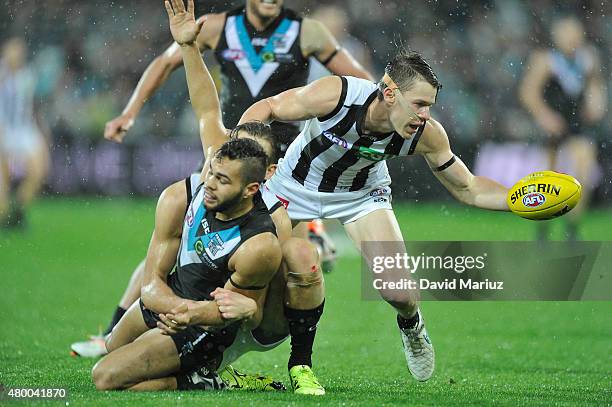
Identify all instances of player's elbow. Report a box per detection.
[140,283,155,309]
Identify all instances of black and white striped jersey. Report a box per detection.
[277,76,424,193]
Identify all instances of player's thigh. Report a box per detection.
[344,209,405,247]
[344,209,415,302]
[344,209,407,271]
[106,299,149,352]
[93,328,180,390]
[256,268,289,339]
[26,140,49,177]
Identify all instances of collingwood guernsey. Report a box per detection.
[277,76,424,193]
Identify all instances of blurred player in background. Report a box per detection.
[519,16,606,241]
[0,38,49,229]
[73,0,374,356]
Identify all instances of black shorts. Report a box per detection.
[139,299,238,373]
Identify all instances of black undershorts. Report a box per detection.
[139,299,238,373]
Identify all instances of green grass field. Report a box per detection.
[1,198,611,406]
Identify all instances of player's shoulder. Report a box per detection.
[197,11,227,26]
[416,118,450,154]
[342,76,378,102]
[282,7,304,21]
[158,180,188,212]
[197,11,228,48]
[527,48,553,68]
[235,231,282,267]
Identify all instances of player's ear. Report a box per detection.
[382,87,396,106]
[265,164,277,180]
[243,182,261,199]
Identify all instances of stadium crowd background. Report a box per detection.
[1,0,610,202]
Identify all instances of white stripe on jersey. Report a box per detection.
[277,76,421,193]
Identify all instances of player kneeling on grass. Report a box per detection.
[92,138,285,391]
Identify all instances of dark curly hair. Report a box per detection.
[229,121,279,165]
[214,138,268,185]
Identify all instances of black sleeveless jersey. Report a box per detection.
[543,49,592,134]
[168,180,277,301]
[214,6,310,149]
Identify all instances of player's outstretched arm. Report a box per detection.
[300,18,374,81]
[416,119,509,211]
[239,76,344,125]
[103,7,223,143]
[140,181,190,313]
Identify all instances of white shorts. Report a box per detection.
[218,326,287,371]
[262,168,393,224]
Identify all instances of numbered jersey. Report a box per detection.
[278,76,424,193]
[168,175,277,301]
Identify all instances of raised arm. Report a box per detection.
[103,9,224,143]
[300,18,374,81]
[239,75,344,125]
[165,0,228,154]
[416,119,509,211]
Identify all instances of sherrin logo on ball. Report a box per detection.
[507,171,581,220]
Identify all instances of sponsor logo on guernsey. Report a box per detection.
[522,192,546,207]
[221,48,246,61]
[251,37,268,47]
[370,188,389,197]
[186,206,194,227]
[322,131,349,149]
[357,146,393,162]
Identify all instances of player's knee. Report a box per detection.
[105,334,116,353]
[282,238,322,287]
[92,360,121,391]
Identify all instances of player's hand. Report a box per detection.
[157,302,192,335]
[211,288,257,321]
[537,109,567,138]
[164,0,205,46]
[104,114,134,143]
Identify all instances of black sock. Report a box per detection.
[285,300,325,369]
[397,311,419,331]
[103,306,127,336]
